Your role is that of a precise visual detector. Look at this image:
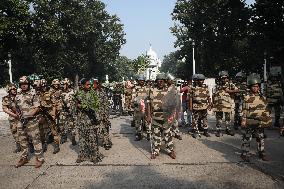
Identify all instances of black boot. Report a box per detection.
[135,133,142,141]
[215,130,221,137]
[131,120,135,127]
[53,143,60,154]
[203,130,210,137]
[226,129,235,136]
[13,143,21,153]
[147,133,150,141]
[29,142,34,153]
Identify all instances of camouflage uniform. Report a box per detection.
[234,81,247,129]
[213,82,237,135]
[2,91,20,151]
[265,79,283,127]
[95,88,112,149]
[124,86,133,114]
[241,91,272,159]
[75,88,103,163]
[60,88,76,143]
[133,84,149,140]
[16,88,44,162]
[149,86,174,157]
[190,82,210,137]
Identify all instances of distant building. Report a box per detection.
[144,45,162,80]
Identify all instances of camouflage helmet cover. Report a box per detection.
[51,79,60,85]
[19,76,29,84]
[33,79,41,87]
[62,78,71,86]
[5,83,17,93]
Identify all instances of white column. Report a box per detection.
[8,53,12,83]
[192,40,196,75]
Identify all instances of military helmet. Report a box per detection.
[166,73,175,80]
[247,74,261,86]
[219,71,229,78]
[192,74,198,80]
[19,76,30,84]
[41,79,47,86]
[5,83,17,93]
[236,71,245,78]
[33,79,41,87]
[156,73,166,80]
[137,75,145,81]
[196,74,205,80]
[62,78,71,86]
[51,79,60,85]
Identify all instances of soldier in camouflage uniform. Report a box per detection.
[234,72,247,130]
[189,74,212,138]
[38,79,61,154]
[146,73,176,159]
[59,78,77,145]
[49,79,63,134]
[166,73,182,140]
[2,83,21,153]
[92,79,112,150]
[240,74,272,162]
[124,80,134,115]
[265,74,283,128]
[213,71,238,137]
[75,78,103,164]
[15,76,44,168]
[133,75,149,141]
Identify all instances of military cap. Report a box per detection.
[51,79,60,85]
[5,83,17,93]
[219,71,229,78]
[247,74,261,86]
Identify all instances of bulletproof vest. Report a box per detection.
[135,85,148,98]
[191,84,209,110]
[266,81,283,104]
[243,93,272,128]
[125,88,132,96]
[151,87,168,112]
[213,82,233,111]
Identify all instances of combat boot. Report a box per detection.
[240,154,250,162]
[151,153,157,159]
[13,143,21,153]
[53,143,60,154]
[192,130,198,139]
[203,130,210,137]
[147,133,151,141]
[35,158,44,168]
[168,151,176,159]
[259,153,269,161]
[104,144,111,150]
[131,120,135,127]
[215,130,221,137]
[42,143,47,153]
[71,136,77,146]
[29,142,34,153]
[135,133,142,141]
[226,129,235,136]
[15,158,29,168]
[176,135,182,140]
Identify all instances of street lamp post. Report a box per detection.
[192,40,196,75]
[264,51,267,82]
[8,53,12,83]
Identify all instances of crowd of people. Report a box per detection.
[1,69,283,168]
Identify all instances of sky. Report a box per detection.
[102,0,256,60]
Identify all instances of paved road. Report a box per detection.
[0,114,284,189]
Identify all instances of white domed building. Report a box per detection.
[144,45,162,80]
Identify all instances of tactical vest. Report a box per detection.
[213,82,233,112]
[243,93,272,128]
[266,81,283,104]
[41,91,52,108]
[191,84,209,110]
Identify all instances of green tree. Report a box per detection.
[132,54,150,75]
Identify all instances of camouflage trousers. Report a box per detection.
[215,111,232,131]
[59,111,76,137]
[38,114,60,145]
[134,110,146,135]
[241,127,265,155]
[124,97,133,112]
[9,119,19,144]
[152,118,174,155]
[77,112,102,161]
[192,109,208,131]
[17,118,44,161]
[100,119,112,146]
[268,104,281,125]
[171,119,181,137]
[234,102,242,128]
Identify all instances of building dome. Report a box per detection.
[146,45,162,67]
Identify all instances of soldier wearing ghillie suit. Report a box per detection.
[146,73,176,159]
[59,78,77,145]
[240,74,272,162]
[38,79,61,154]
[91,78,112,150]
[15,76,44,168]
[265,73,283,128]
[124,80,134,115]
[166,73,182,140]
[2,83,21,153]
[189,74,212,138]
[234,72,247,130]
[133,75,149,141]
[75,78,103,164]
[213,71,238,137]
